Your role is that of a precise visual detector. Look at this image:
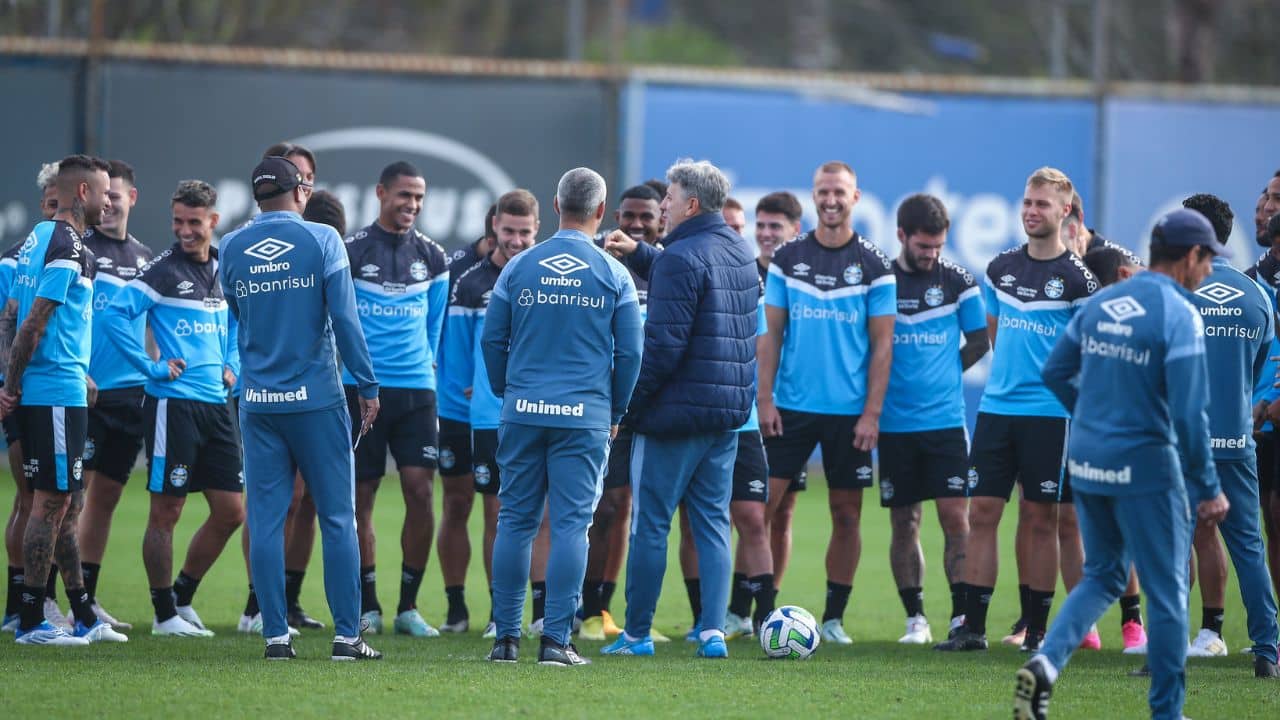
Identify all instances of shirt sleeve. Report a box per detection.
[104,280,167,381]
[867,274,897,317]
[321,227,378,399]
[1040,310,1082,413]
[1165,300,1219,501]
[763,263,788,309]
[443,298,478,399]
[627,251,700,419]
[958,284,986,334]
[36,235,86,305]
[610,270,644,424]
[426,251,449,359]
[479,275,512,399]
[982,273,1000,319]
[225,309,241,378]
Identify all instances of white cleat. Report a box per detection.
[482,621,497,639]
[724,612,754,640]
[898,615,933,644]
[75,620,129,643]
[152,615,214,637]
[238,613,299,637]
[820,618,853,645]
[91,601,132,631]
[15,620,89,646]
[1187,628,1228,657]
[175,604,208,631]
[44,598,72,630]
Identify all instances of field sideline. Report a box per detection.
[0,467,1272,719]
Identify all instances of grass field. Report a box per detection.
[0,466,1274,719]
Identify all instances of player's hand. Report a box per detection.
[463,386,473,400]
[853,413,879,452]
[358,395,380,435]
[1196,491,1230,526]
[86,375,98,408]
[758,399,783,438]
[223,366,237,389]
[149,358,186,381]
[610,424,619,441]
[0,389,17,419]
[1266,398,1280,426]
[603,229,638,259]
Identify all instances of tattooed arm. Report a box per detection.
[0,297,58,417]
[0,298,16,376]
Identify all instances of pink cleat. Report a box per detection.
[1121,620,1147,654]
[1079,624,1102,650]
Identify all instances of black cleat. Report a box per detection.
[1256,655,1280,678]
[332,635,382,661]
[1014,657,1054,720]
[934,628,988,651]
[288,605,325,630]
[538,639,591,666]
[1127,663,1150,677]
[265,641,296,660]
[1020,630,1045,653]
[487,636,520,663]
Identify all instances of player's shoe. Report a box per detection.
[601,609,621,637]
[696,633,728,658]
[15,620,89,646]
[650,626,671,642]
[526,617,544,639]
[724,612,753,640]
[360,610,383,635]
[1020,629,1044,653]
[152,615,214,637]
[439,617,469,634]
[332,635,382,661]
[601,633,655,656]
[898,615,933,644]
[1127,663,1150,677]
[43,598,72,630]
[74,619,128,642]
[1,613,18,632]
[487,636,519,663]
[265,640,296,660]
[238,613,299,637]
[393,609,440,638]
[948,615,965,639]
[538,639,591,666]
[1187,628,1228,657]
[91,601,132,631]
[1255,655,1280,678]
[1121,620,1147,654]
[820,618,853,645]
[1013,656,1054,720]
[175,605,208,631]
[288,606,325,630]
[934,629,988,651]
[1003,618,1027,646]
[1079,624,1102,650]
[482,621,497,639]
[578,616,606,641]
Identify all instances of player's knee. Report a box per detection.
[147,502,182,530]
[732,507,767,539]
[441,492,473,521]
[215,502,246,531]
[967,498,1003,531]
[937,504,969,536]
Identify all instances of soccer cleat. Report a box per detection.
[238,614,299,637]
[332,635,382,661]
[538,640,591,666]
[288,606,325,630]
[44,598,72,630]
[948,615,965,639]
[393,609,440,638]
[601,609,621,637]
[1255,655,1280,678]
[934,629,988,651]
[1003,618,1028,646]
[439,617,469,634]
[1013,656,1054,720]
[1020,629,1044,653]
[578,616,606,641]
[1121,620,1147,654]
[360,610,383,635]
[650,627,671,643]
[487,636,519,663]
[684,623,701,643]
[175,605,208,631]
[91,601,132,631]
[265,641,296,660]
[1,613,18,632]
[1187,628,1228,657]
[898,615,933,644]
[152,615,214,637]
[601,633,655,656]
[1079,624,1102,650]
[724,612,753,640]
[696,634,728,658]
[482,621,497,639]
[526,617,544,639]
[1127,663,1150,677]
[74,619,128,642]
[15,620,90,646]
[820,618,853,645]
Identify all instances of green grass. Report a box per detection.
[0,468,1274,718]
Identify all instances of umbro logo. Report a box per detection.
[1099,296,1146,323]
[1195,282,1244,306]
[244,237,295,262]
[538,253,589,276]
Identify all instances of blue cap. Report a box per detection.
[1150,207,1231,258]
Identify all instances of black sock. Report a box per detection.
[1120,594,1142,625]
[949,582,966,621]
[445,585,468,625]
[1017,583,1030,624]
[823,580,852,622]
[397,564,424,615]
[285,569,305,609]
[81,562,101,604]
[898,586,924,618]
[1202,607,1224,636]
[173,571,201,607]
[963,584,994,635]
[65,585,95,627]
[581,578,603,619]
[489,586,495,623]
[5,566,22,617]
[18,583,43,631]
[600,581,617,613]
[243,585,259,617]
[531,581,546,622]
[45,564,57,600]
[749,574,777,630]
[360,565,380,614]
[151,586,177,622]
[728,572,752,617]
[684,578,701,623]
[1026,590,1054,636]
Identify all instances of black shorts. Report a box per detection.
[438,417,472,478]
[877,428,970,508]
[763,409,872,490]
[472,428,501,495]
[1260,429,1276,496]
[603,428,634,490]
[86,386,146,484]
[2,413,20,445]
[17,405,87,493]
[968,412,1071,504]
[344,386,439,481]
[144,395,243,497]
[731,430,768,503]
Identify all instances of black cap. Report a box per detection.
[252,155,303,201]
[1150,207,1231,258]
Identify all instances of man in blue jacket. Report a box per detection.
[1016,208,1231,720]
[481,167,643,667]
[601,159,759,659]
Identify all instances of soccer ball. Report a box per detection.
[759,605,820,659]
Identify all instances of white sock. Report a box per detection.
[621,631,642,643]
[334,634,360,644]
[267,633,291,645]
[699,628,725,643]
[1031,654,1059,684]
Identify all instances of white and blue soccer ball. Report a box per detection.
[759,605,820,659]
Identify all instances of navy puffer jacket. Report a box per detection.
[624,212,758,435]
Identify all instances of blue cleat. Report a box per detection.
[697,634,728,658]
[601,633,655,656]
[684,623,702,643]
